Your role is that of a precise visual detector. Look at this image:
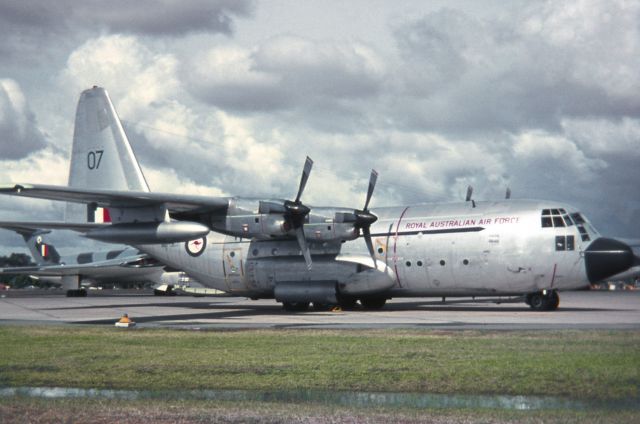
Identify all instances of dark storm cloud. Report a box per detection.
[0,80,47,160]
[71,0,254,36]
[0,0,253,38]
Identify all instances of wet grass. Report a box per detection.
[0,327,638,402]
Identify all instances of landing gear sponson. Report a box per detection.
[282,292,561,312]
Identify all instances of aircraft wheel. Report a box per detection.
[527,291,559,311]
[283,302,310,312]
[360,296,387,310]
[546,291,560,311]
[312,302,332,311]
[338,296,358,310]
[66,289,87,297]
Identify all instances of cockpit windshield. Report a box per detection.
[541,210,594,242]
[570,212,593,241]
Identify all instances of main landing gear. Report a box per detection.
[66,289,87,297]
[525,290,559,311]
[282,296,388,312]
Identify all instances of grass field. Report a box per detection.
[0,326,638,422]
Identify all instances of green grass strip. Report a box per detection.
[0,327,638,401]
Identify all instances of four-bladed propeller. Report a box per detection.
[285,156,314,270]
[335,169,379,267]
[352,170,379,267]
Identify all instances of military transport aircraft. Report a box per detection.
[0,224,183,296]
[0,86,637,311]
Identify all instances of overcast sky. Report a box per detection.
[0,0,639,254]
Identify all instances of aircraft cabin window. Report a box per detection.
[406,261,412,267]
[463,259,469,265]
[417,260,423,267]
[440,260,446,266]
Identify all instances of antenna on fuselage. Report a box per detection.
[465,185,476,208]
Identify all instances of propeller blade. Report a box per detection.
[362,226,377,269]
[295,225,312,270]
[363,169,378,211]
[295,156,314,203]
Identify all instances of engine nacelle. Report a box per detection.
[214,199,361,243]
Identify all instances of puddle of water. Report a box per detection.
[0,387,636,411]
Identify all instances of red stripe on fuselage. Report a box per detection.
[392,207,410,288]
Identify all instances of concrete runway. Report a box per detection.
[0,290,638,330]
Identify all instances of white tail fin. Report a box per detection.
[65,86,149,222]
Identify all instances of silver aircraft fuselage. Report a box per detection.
[139,200,599,298]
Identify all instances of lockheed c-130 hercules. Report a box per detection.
[0,86,637,311]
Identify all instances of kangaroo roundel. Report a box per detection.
[185,237,207,257]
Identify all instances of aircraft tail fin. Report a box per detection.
[19,229,61,265]
[65,86,150,222]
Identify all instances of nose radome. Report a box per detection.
[584,238,635,283]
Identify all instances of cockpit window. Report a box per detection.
[570,213,585,224]
[570,212,590,241]
[541,209,569,228]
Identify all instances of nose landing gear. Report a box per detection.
[525,290,560,311]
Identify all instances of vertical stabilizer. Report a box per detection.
[65,86,149,222]
[19,230,61,266]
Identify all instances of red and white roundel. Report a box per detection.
[185,237,207,257]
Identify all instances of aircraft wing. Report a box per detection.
[0,253,155,276]
[0,184,229,214]
[0,220,109,234]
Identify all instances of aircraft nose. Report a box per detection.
[584,238,635,283]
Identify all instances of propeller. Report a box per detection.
[338,169,379,267]
[286,156,313,270]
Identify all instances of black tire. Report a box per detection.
[360,296,387,310]
[312,302,332,311]
[528,292,546,311]
[527,291,559,311]
[338,296,358,310]
[283,302,310,312]
[66,289,87,297]
[546,291,560,311]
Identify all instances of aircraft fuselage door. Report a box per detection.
[223,246,245,292]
